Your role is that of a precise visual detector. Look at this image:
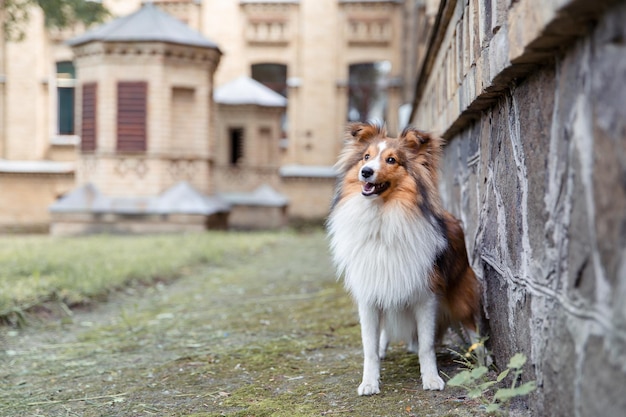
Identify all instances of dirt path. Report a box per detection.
[1,231,481,417]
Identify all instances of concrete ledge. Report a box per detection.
[279,164,337,179]
[0,160,75,175]
[49,182,231,235]
[410,0,621,138]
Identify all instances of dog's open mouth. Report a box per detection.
[362,182,390,196]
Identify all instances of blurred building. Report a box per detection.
[2,1,624,415]
[0,0,431,232]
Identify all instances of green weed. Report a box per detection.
[446,348,536,415]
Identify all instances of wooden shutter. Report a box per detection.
[81,83,97,152]
[117,82,147,152]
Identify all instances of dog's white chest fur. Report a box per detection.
[328,195,446,309]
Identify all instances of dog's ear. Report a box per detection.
[400,127,444,166]
[346,122,385,144]
[400,127,444,151]
[401,127,430,148]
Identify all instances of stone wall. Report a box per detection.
[410,0,625,415]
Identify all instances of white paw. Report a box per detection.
[422,373,445,391]
[358,380,380,396]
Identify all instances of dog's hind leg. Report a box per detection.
[378,328,389,359]
[407,335,418,354]
[357,303,382,396]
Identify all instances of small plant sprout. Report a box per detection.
[448,335,489,369]
[447,351,537,415]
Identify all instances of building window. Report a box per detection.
[251,63,288,97]
[251,63,288,139]
[81,83,97,152]
[171,87,196,151]
[117,81,147,152]
[258,126,272,166]
[347,61,391,123]
[56,61,75,135]
[241,2,295,46]
[229,127,244,166]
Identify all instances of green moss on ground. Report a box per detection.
[0,230,482,416]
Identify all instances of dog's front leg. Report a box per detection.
[416,297,445,390]
[357,303,381,395]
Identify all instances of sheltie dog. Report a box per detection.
[326,123,481,395]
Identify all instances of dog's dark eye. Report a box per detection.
[386,157,396,164]
[364,154,370,161]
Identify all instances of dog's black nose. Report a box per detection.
[361,167,374,179]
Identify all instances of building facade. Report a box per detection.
[0,0,416,231]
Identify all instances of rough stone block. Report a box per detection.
[431,5,626,415]
[514,68,554,269]
[540,310,576,417]
[580,335,626,417]
[487,29,512,87]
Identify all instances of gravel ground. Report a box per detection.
[0,231,487,417]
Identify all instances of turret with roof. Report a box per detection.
[67,2,220,50]
[211,76,287,194]
[66,1,221,198]
[210,76,290,229]
[51,2,226,234]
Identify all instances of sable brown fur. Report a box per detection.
[334,122,480,337]
[433,212,481,338]
[333,124,444,212]
[327,122,483,394]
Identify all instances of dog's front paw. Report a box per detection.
[422,373,445,391]
[358,380,380,396]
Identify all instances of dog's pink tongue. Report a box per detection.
[362,182,375,195]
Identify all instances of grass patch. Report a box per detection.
[1,231,486,416]
[0,231,280,324]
